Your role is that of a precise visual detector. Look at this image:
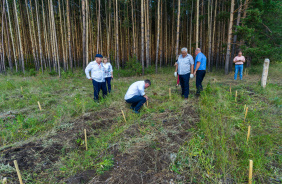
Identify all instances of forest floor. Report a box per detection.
[0,64,281,184]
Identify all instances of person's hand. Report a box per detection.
[190,74,194,79]
[89,78,92,80]
[144,95,149,101]
[193,71,197,76]
[111,75,113,79]
[174,72,177,77]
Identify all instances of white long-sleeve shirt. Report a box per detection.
[85,60,105,82]
[124,81,145,100]
[104,62,113,78]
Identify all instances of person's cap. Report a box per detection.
[95,54,103,58]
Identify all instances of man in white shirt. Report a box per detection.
[124,80,151,114]
[174,48,194,99]
[85,54,107,102]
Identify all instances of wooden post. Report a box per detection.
[244,107,248,122]
[121,110,127,122]
[169,88,171,100]
[249,160,253,184]
[3,178,7,184]
[14,160,23,184]
[261,59,270,88]
[247,125,251,142]
[235,90,237,102]
[84,129,87,150]
[37,101,42,111]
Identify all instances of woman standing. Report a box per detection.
[233,51,245,80]
[103,57,113,93]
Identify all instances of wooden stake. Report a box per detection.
[247,125,251,142]
[3,178,7,184]
[244,107,249,122]
[14,160,23,184]
[121,110,127,122]
[230,84,231,94]
[113,85,114,89]
[37,101,42,111]
[169,88,171,100]
[261,58,270,88]
[84,129,88,150]
[235,90,237,102]
[249,160,253,184]
[147,100,148,107]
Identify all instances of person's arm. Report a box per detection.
[233,57,237,63]
[190,55,194,74]
[242,56,246,63]
[85,62,93,79]
[110,64,113,78]
[193,55,201,75]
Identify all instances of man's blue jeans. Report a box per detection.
[105,77,112,93]
[234,64,243,80]
[179,73,190,98]
[196,70,206,94]
[125,95,146,111]
[92,80,107,101]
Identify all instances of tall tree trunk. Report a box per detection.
[58,0,66,71]
[170,0,175,65]
[97,0,101,53]
[131,0,136,57]
[196,0,199,48]
[175,0,181,59]
[35,0,44,73]
[13,0,24,72]
[190,0,193,53]
[66,0,73,72]
[155,0,161,73]
[225,0,234,75]
[115,0,119,70]
[4,11,13,71]
[231,0,242,71]
[82,0,86,69]
[211,0,217,69]
[145,0,150,67]
[141,0,145,74]
[208,0,213,72]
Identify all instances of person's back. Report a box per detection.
[124,81,145,100]
[124,80,151,114]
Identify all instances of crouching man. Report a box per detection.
[124,80,151,114]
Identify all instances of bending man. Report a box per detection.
[124,80,151,114]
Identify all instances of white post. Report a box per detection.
[261,59,270,88]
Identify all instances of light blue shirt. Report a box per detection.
[104,63,113,78]
[194,52,207,70]
[124,81,145,100]
[177,54,194,75]
[85,61,105,82]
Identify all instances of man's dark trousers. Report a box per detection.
[92,79,107,100]
[179,73,190,98]
[196,70,206,94]
[105,77,112,93]
[126,95,146,111]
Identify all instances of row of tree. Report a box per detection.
[0,0,281,76]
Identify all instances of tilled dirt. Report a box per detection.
[87,105,198,184]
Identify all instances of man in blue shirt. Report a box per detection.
[85,54,107,102]
[193,48,207,95]
[174,48,194,99]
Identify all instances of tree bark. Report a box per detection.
[175,0,181,59]
[225,0,234,75]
